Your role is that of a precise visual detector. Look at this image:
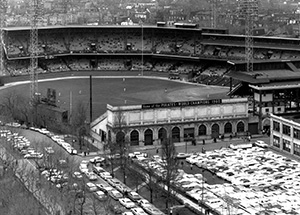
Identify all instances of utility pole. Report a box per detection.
[0,0,7,77]
[62,0,70,25]
[142,24,144,76]
[297,3,300,38]
[89,75,93,123]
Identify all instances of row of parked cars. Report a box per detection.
[78,158,165,215]
[29,127,78,156]
[0,129,44,159]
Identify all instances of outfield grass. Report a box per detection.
[0,77,229,121]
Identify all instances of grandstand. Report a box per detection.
[3,25,300,135]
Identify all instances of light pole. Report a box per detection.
[298,3,300,38]
[141,21,144,76]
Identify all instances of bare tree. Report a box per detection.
[69,101,90,151]
[112,108,129,184]
[160,135,179,214]
[0,91,19,123]
[0,160,42,215]
[127,160,158,204]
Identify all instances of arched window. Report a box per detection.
[172,127,180,142]
[130,130,139,146]
[237,121,245,132]
[158,128,167,142]
[224,122,232,133]
[144,129,153,145]
[116,131,125,145]
[198,124,207,136]
[211,124,219,136]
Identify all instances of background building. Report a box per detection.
[270,113,300,157]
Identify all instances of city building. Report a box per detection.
[91,98,249,146]
[270,113,300,158]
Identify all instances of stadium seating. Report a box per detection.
[6,34,26,58]
[42,59,70,72]
[4,27,300,92]
[127,32,152,52]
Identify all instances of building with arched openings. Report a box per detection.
[91,98,249,147]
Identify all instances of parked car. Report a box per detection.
[86,172,98,181]
[79,165,89,174]
[107,153,121,159]
[115,184,131,194]
[119,198,136,209]
[93,166,106,175]
[122,212,134,215]
[143,206,164,215]
[127,191,141,202]
[253,140,268,148]
[176,152,190,159]
[45,147,54,154]
[86,182,98,192]
[107,178,122,187]
[137,199,151,208]
[90,156,105,164]
[96,183,114,194]
[72,171,83,179]
[24,152,43,159]
[94,190,108,201]
[128,152,147,159]
[99,172,113,180]
[131,207,148,215]
[108,189,123,200]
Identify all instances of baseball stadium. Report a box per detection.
[2,24,300,215]
[2,25,300,136]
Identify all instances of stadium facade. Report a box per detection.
[91,98,248,146]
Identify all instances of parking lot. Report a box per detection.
[5,125,298,215]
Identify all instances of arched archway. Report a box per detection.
[158,128,167,142]
[144,129,153,145]
[262,118,270,134]
[198,124,207,136]
[237,121,245,132]
[116,131,125,145]
[130,130,139,146]
[224,122,232,134]
[172,127,180,143]
[211,123,219,138]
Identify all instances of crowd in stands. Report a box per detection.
[6,30,300,61]
[127,32,152,52]
[192,64,239,87]
[5,29,300,91]
[4,57,207,77]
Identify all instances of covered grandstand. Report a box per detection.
[3,25,300,134]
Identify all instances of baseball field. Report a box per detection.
[0,76,229,121]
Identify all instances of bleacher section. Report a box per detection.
[4,26,300,90]
[5,27,300,61]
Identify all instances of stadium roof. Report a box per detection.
[249,81,300,90]
[226,71,269,84]
[3,25,202,32]
[228,69,300,84]
[248,69,300,79]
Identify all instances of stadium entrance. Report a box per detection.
[91,98,249,147]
